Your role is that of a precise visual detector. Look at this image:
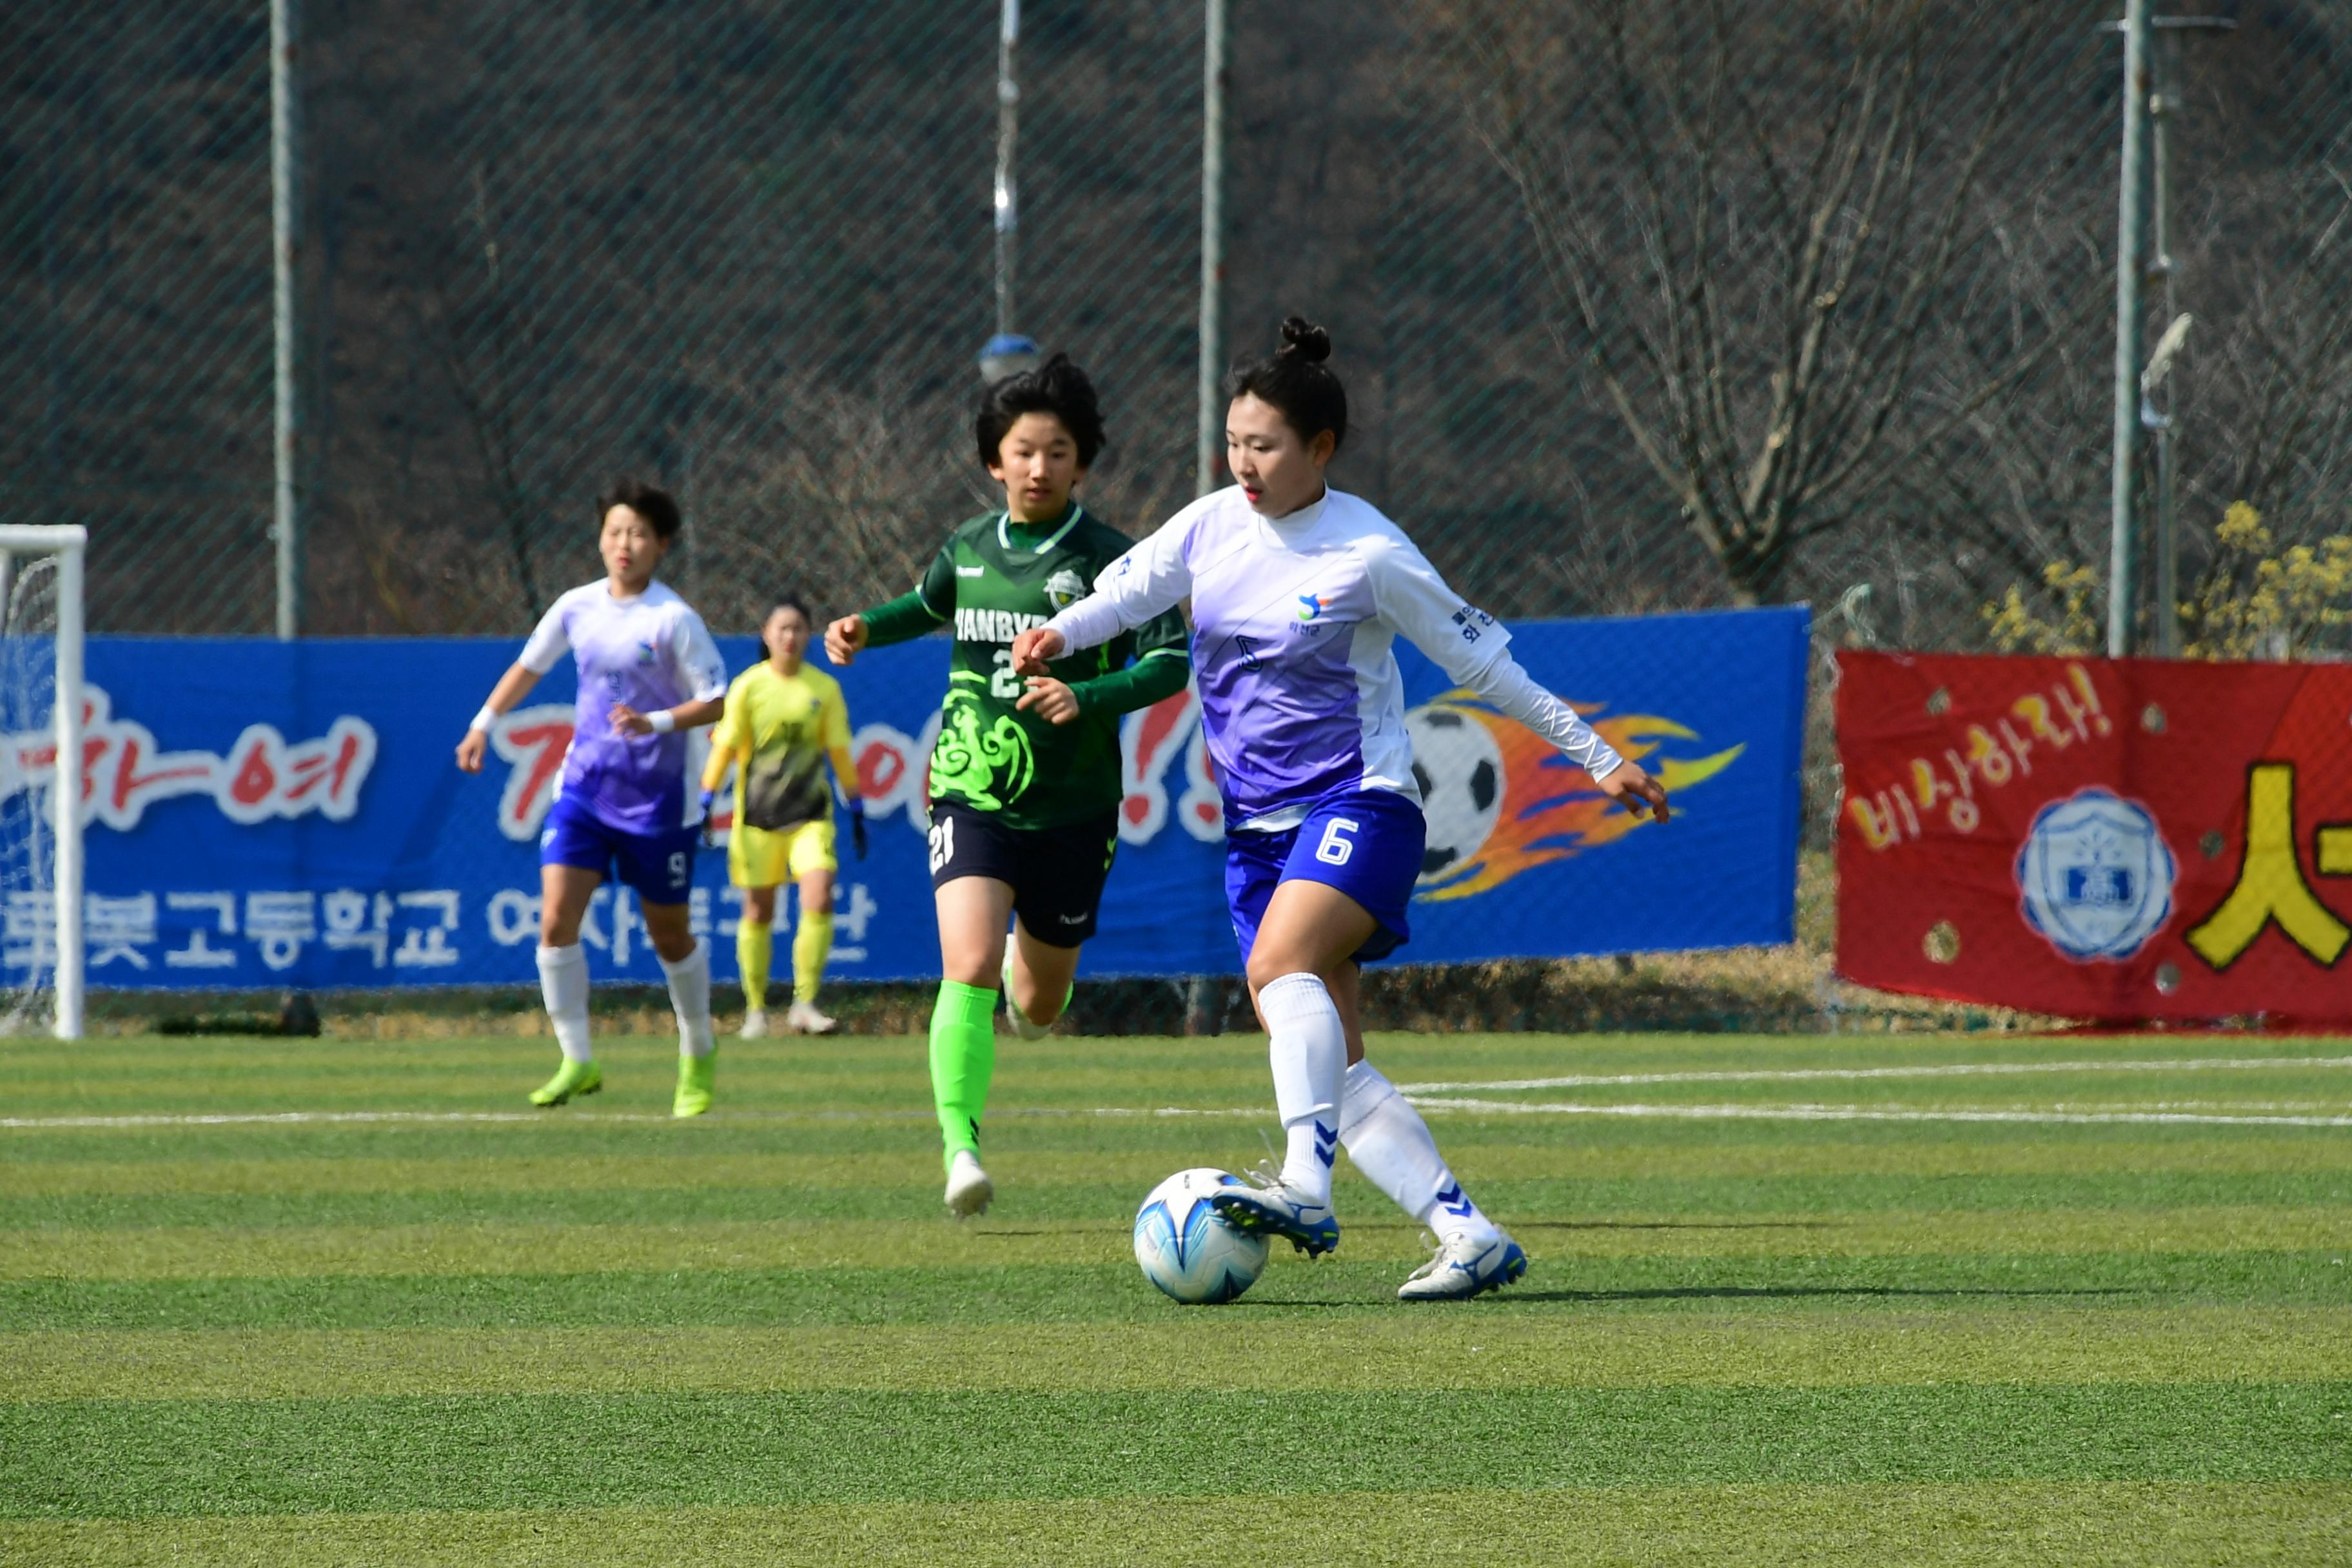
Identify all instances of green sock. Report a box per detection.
[928,979,997,1172]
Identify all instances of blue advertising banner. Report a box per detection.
[19,607,1806,989]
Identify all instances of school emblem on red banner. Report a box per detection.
[1836,650,2352,1023]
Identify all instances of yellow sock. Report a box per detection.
[736,919,772,1012]
[793,908,833,1004]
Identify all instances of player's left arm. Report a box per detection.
[1369,535,1669,822]
[819,681,868,858]
[819,683,861,802]
[699,685,743,794]
[611,605,729,738]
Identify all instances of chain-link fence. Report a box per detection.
[12,0,2352,1030]
[11,0,2348,641]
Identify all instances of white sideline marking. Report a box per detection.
[1402,1097,2352,1129]
[1396,1054,2352,1094]
[0,1106,1268,1132]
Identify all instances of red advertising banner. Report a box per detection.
[1836,650,2352,1023]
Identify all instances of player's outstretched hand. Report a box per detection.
[1598,760,1671,823]
[1016,676,1081,726]
[698,790,717,847]
[455,729,489,773]
[825,615,868,666]
[1009,626,1064,677]
[848,803,869,860]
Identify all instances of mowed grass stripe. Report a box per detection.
[11,1250,2341,1331]
[10,1205,2347,1280]
[12,1035,2350,1117]
[10,1309,2350,1400]
[6,1484,2347,1568]
[6,1384,2347,1519]
[10,1171,2348,1232]
[14,1115,2345,1175]
[14,1133,2352,1195]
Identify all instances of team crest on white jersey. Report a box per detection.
[2014,788,2175,961]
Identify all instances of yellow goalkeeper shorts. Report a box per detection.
[729,816,836,888]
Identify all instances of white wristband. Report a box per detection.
[648,709,678,734]
[469,705,499,734]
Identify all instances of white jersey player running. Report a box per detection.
[456,479,730,1116]
[1016,318,1669,1300]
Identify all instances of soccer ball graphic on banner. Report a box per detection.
[1132,1168,1270,1304]
[1407,705,1505,881]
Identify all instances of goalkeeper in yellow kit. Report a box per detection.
[700,596,867,1046]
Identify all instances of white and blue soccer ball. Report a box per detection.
[1133,1168,1269,1305]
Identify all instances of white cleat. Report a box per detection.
[738,1008,769,1040]
[1396,1230,1529,1301]
[1210,1172,1340,1257]
[999,952,1057,1041]
[944,1149,994,1218]
[785,1000,838,1035]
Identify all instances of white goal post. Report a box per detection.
[0,525,85,1039]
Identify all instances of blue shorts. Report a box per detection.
[1225,789,1427,966]
[540,793,699,906]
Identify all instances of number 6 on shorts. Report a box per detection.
[1315,816,1359,867]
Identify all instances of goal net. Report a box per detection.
[0,527,85,1038]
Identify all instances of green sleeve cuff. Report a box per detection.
[1072,648,1191,717]
[862,589,949,647]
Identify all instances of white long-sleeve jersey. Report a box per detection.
[1045,485,1623,829]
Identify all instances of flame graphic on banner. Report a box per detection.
[1412,691,1745,902]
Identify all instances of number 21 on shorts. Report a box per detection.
[1315,817,1359,867]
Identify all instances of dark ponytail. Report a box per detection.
[1224,316,1348,454]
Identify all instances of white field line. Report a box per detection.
[0,1106,1270,1132]
[1396,1054,2352,1095]
[1402,1097,2352,1129]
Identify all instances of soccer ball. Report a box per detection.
[1407,704,1504,883]
[1133,1168,1269,1304]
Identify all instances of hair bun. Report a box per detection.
[1277,316,1332,364]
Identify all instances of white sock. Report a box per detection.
[660,939,716,1059]
[1259,972,1344,1207]
[535,943,592,1063]
[1340,1059,1496,1244]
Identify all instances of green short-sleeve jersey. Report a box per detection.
[861,504,1190,830]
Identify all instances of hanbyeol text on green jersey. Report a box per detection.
[874,505,1190,832]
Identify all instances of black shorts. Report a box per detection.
[926,799,1118,947]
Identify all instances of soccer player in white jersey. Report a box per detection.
[1014,319,1671,1299]
[455,478,731,1117]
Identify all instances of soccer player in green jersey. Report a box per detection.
[825,355,1190,1216]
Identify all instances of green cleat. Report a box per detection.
[528,1058,602,1107]
[673,1050,716,1119]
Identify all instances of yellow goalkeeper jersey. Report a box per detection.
[701,661,855,833]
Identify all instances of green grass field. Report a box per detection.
[3,1025,2348,1565]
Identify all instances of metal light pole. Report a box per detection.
[2143,15,2233,657]
[994,0,1021,338]
[271,0,301,640]
[2105,0,2152,658]
[1194,0,1229,498]
[2142,311,2193,656]
[1182,0,1231,1041]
